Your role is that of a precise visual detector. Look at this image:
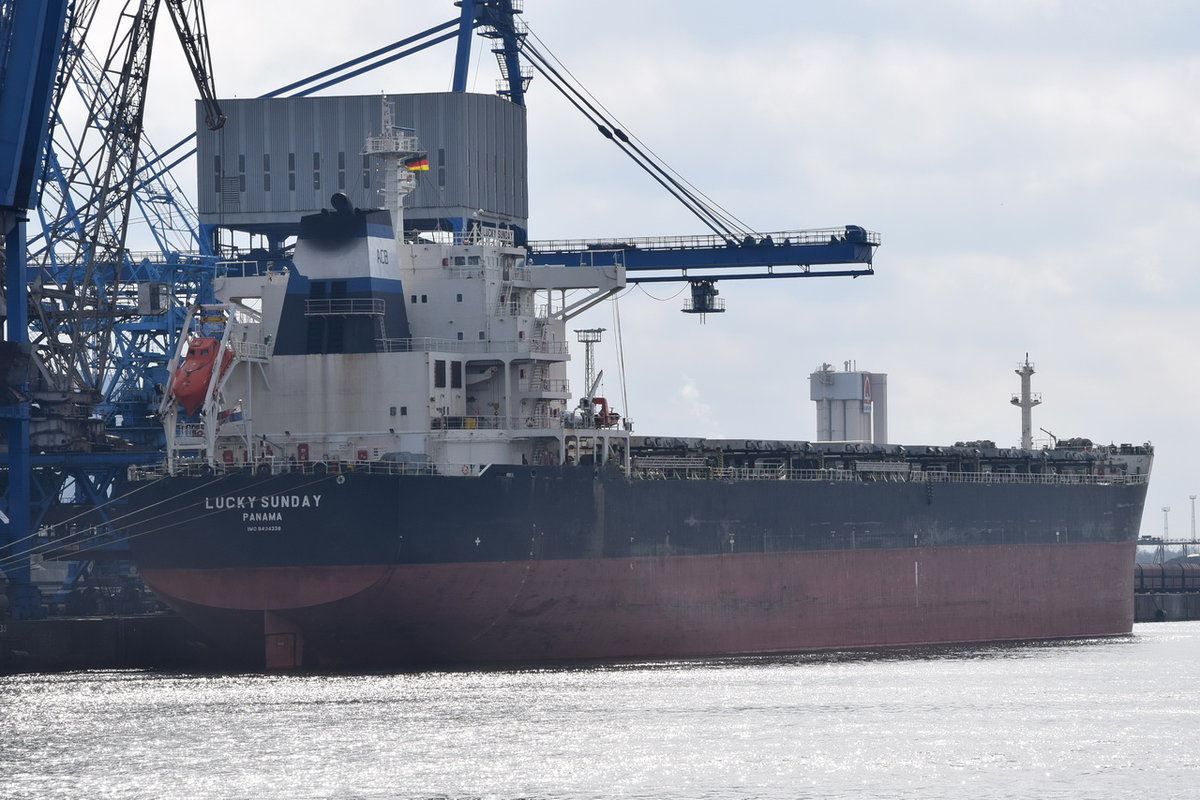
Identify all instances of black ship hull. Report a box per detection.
[121,465,1148,668]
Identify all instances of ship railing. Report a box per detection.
[431,414,562,431]
[634,457,710,469]
[632,456,712,477]
[501,301,536,316]
[136,458,616,479]
[134,458,445,480]
[131,458,1151,485]
[630,465,860,481]
[171,423,206,440]
[460,226,516,247]
[525,378,570,393]
[377,337,570,355]
[362,133,420,154]
[922,470,1149,486]
[214,260,275,278]
[408,228,516,247]
[230,340,269,361]
[304,298,385,316]
[626,465,1150,485]
[712,467,861,482]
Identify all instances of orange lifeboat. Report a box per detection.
[591,397,621,428]
[172,337,232,415]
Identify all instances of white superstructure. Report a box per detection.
[159,101,629,477]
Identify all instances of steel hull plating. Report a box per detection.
[124,467,1146,668]
[143,542,1134,669]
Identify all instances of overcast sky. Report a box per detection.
[135,0,1200,538]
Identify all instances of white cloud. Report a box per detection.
[673,378,721,438]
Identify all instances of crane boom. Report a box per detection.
[163,0,225,130]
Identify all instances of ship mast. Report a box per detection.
[1010,354,1042,450]
[575,328,604,397]
[363,95,421,224]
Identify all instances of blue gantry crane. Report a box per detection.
[1,0,72,618]
[2,0,227,618]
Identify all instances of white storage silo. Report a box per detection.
[810,361,888,444]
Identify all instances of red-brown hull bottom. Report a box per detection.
[142,542,1135,669]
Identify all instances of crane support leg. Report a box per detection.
[3,221,40,619]
[451,0,477,93]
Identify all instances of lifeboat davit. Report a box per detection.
[172,337,232,415]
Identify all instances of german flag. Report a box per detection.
[403,155,429,171]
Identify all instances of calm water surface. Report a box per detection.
[3,622,1200,800]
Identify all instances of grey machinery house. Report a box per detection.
[195,91,529,248]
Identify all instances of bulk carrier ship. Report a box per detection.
[118,93,1152,670]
